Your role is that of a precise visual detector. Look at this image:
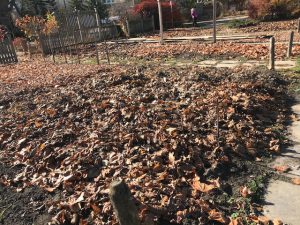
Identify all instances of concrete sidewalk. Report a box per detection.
[162,59,296,70]
[108,34,260,44]
[183,15,249,27]
[264,101,300,225]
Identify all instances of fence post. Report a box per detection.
[73,32,80,64]
[287,31,294,58]
[126,19,131,38]
[141,16,144,33]
[269,37,275,70]
[27,41,32,59]
[37,32,46,61]
[57,33,66,63]
[8,36,18,63]
[157,0,164,44]
[212,0,217,43]
[94,8,100,65]
[95,8,110,65]
[109,180,140,225]
[151,14,155,32]
[76,10,83,43]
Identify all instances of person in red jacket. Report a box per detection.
[191,8,198,27]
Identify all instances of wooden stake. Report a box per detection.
[151,15,155,32]
[157,0,164,44]
[109,180,140,225]
[213,0,217,43]
[59,34,67,63]
[95,8,110,65]
[269,37,275,70]
[216,98,220,147]
[27,41,32,59]
[76,10,83,43]
[287,31,294,58]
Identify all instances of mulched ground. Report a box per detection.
[98,41,300,62]
[0,163,53,225]
[0,62,293,225]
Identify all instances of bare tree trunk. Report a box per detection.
[157,0,164,44]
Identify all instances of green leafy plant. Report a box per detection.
[228,19,258,28]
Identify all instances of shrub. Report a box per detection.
[15,13,58,40]
[248,0,295,20]
[13,37,28,52]
[134,0,182,28]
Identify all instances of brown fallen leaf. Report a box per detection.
[258,215,270,225]
[240,186,251,198]
[229,217,243,225]
[208,209,228,223]
[292,178,300,185]
[192,175,217,192]
[274,165,290,173]
[44,187,56,193]
[90,203,101,215]
[35,120,43,128]
[273,219,283,225]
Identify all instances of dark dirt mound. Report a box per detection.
[0,64,292,225]
[0,164,52,225]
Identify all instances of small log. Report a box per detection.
[269,37,275,70]
[287,31,294,58]
[109,180,140,225]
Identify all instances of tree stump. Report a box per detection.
[109,180,140,225]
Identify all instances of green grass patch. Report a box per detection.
[294,57,300,74]
[228,19,258,29]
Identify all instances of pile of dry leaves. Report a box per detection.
[0,64,291,225]
[100,42,300,61]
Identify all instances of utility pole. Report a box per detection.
[157,0,164,44]
[212,0,217,43]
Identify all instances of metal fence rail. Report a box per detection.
[0,39,18,64]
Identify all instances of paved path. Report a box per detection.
[161,59,296,70]
[109,34,260,44]
[264,100,300,225]
[183,15,249,27]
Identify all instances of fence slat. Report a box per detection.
[0,39,18,64]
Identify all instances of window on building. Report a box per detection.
[103,0,116,4]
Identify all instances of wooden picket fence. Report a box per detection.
[0,39,18,64]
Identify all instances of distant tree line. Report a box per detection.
[3,0,108,19]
